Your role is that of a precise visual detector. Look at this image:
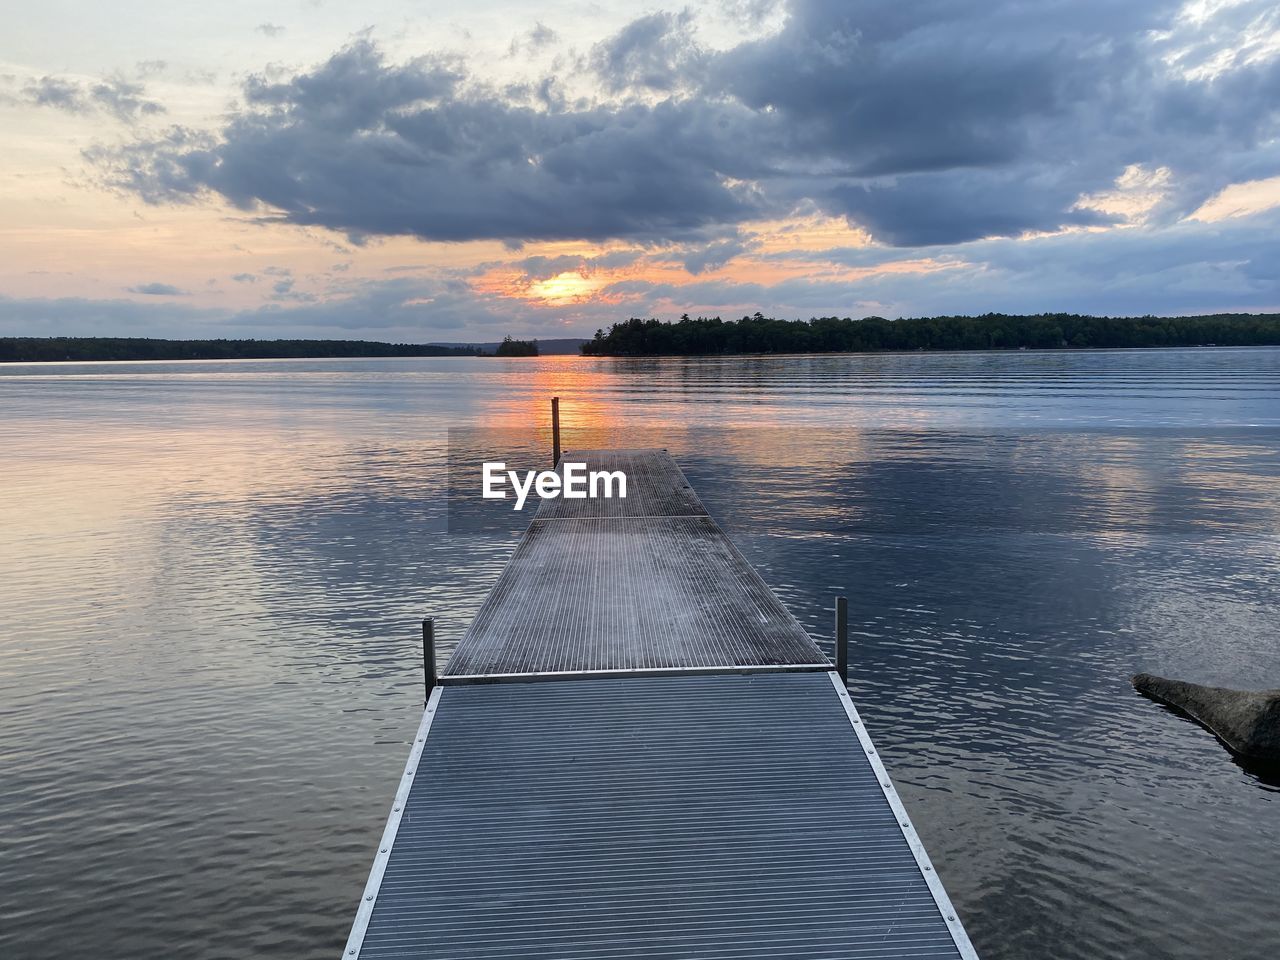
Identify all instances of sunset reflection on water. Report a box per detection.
[2,347,1279,960]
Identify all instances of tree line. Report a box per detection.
[580,313,1280,356]
[0,337,483,362]
[494,336,539,357]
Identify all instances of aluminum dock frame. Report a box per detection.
[343,448,978,960]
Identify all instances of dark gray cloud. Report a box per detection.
[99,39,769,245]
[664,236,753,274]
[708,0,1280,242]
[589,10,704,94]
[128,282,186,295]
[25,74,164,122]
[97,1,1280,251]
[824,172,1114,247]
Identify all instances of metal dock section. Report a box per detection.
[344,448,978,960]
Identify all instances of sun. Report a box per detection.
[527,271,601,304]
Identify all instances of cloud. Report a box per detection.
[24,76,82,110]
[824,173,1115,247]
[91,1,1280,255]
[707,0,1280,241]
[25,74,164,122]
[256,23,286,38]
[679,237,752,274]
[1189,174,1280,220]
[99,39,770,246]
[269,275,317,301]
[512,250,644,282]
[719,0,780,30]
[941,207,1280,315]
[0,293,224,337]
[608,207,1280,319]
[6,205,1280,341]
[589,10,705,94]
[0,276,552,341]
[509,22,558,57]
[231,276,514,331]
[528,22,557,48]
[128,282,186,295]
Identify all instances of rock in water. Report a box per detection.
[1132,673,1280,762]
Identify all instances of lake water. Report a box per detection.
[2,348,1278,959]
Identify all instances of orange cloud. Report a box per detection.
[472,239,960,312]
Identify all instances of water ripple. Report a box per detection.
[1,348,1278,959]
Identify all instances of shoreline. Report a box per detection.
[5,341,1280,364]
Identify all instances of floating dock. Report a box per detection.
[344,448,978,960]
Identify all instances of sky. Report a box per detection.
[2,0,1279,343]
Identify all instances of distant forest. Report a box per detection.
[0,337,483,362]
[494,336,539,357]
[580,313,1280,356]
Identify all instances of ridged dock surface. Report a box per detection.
[344,449,977,960]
